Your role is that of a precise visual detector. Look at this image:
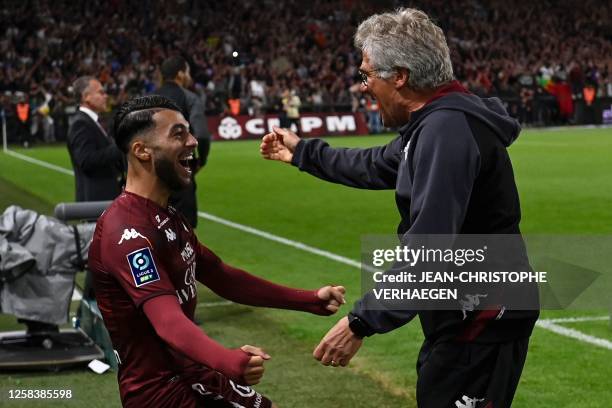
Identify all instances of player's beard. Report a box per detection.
[154,154,190,192]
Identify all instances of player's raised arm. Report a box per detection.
[195,243,345,315]
[142,294,270,385]
[261,126,401,190]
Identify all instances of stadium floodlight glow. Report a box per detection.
[232,51,238,58]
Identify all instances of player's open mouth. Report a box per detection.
[178,153,194,174]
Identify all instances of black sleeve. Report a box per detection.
[350,111,481,334]
[69,120,123,174]
[290,136,403,190]
[186,91,211,167]
[405,111,481,235]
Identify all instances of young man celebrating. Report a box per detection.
[89,95,345,408]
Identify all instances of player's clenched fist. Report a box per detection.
[240,345,271,385]
[316,285,346,314]
[260,126,300,163]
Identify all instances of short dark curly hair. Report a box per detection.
[114,95,181,153]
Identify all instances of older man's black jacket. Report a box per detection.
[291,89,539,343]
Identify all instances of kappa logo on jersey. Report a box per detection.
[118,228,146,244]
[455,395,485,408]
[165,228,176,242]
[126,247,160,287]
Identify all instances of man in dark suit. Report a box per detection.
[66,77,125,321]
[67,76,124,202]
[155,56,210,227]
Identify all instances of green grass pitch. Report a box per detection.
[0,127,611,407]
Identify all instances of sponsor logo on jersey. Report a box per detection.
[181,242,194,262]
[176,261,197,304]
[155,214,170,229]
[126,247,160,287]
[229,380,255,398]
[118,228,146,244]
[192,381,257,407]
[165,228,176,242]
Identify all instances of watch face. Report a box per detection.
[348,315,366,338]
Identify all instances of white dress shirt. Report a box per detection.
[78,106,99,122]
[79,106,108,137]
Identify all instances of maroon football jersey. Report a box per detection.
[89,191,204,406]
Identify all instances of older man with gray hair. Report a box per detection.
[67,76,124,202]
[261,7,538,408]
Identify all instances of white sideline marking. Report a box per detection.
[197,301,234,308]
[72,284,229,308]
[197,211,362,269]
[536,318,612,351]
[516,142,570,147]
[4,149,74,176]
[542,316,609,324]
[537,124,612,132]
[4,148,612,350]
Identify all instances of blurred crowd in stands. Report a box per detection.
[1,0,611,144]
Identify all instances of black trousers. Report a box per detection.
[416,337,530,408]
[170,180,198,228]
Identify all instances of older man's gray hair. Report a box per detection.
[72,76,96,103]
[355,8,454,90]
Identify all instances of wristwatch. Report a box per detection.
[347,312,372,339]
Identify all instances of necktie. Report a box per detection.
[96,118,109,139]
